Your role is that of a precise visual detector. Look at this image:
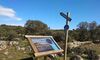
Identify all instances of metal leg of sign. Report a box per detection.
[32,55,35,60]
[44,56,48,60]
[32,56,35,60]
[36,58,39,60]
[35,57,39,60]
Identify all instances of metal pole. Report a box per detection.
[35,57,39,60]
[44,56,47,60]
[64,12,69,60]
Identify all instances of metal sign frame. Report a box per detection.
[25,35,63,57]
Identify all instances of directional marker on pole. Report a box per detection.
[64,25,69,30]
[60,12,72,21]
[60,12,67,19]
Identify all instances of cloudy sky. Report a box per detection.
[0,0,100,29]
[0,5,21,20]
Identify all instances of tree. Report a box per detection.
[53,31,65,42]
[24,20,48,35]
[95,25,100,40]
[92,25,100,43]
[88,21,98,41]
[77,22,88,30]
[69,30,79,41]
[88,21,97,30]
[77,22,89,41]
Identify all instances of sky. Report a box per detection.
[0,0,100,29]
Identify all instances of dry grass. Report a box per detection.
[80,43,100,54]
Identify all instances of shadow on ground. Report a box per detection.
[20,57,33,60]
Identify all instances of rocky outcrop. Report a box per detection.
[9,41,19,46]
[68,41,92,49]
[0,41,7,51]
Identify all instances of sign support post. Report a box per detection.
[60,12,72,60]
[64,12,69,60]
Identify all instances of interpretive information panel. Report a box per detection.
[25,35,63,57]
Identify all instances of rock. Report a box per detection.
[16,46,26,51]
[68,41,92,49]
[8,55,13,59]
[24,52,26,53]
[4,51,9,55]
[70,55,83,60]
[16,46,21,50]
[9,41,19,46]
[98,55,100,60]
[68,42,79,49]
[21,47,25,51]
[2,58,6,60]
[77,55,83,60]
[26,46,32,51]
[0,41,7,51]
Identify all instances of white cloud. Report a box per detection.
[0,5,22,21]
[6,23,24,26]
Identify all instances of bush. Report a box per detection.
[70,55,83,60]
[71,47,85,55]
[86,49,99,60]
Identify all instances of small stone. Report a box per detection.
[4,51,8,55]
